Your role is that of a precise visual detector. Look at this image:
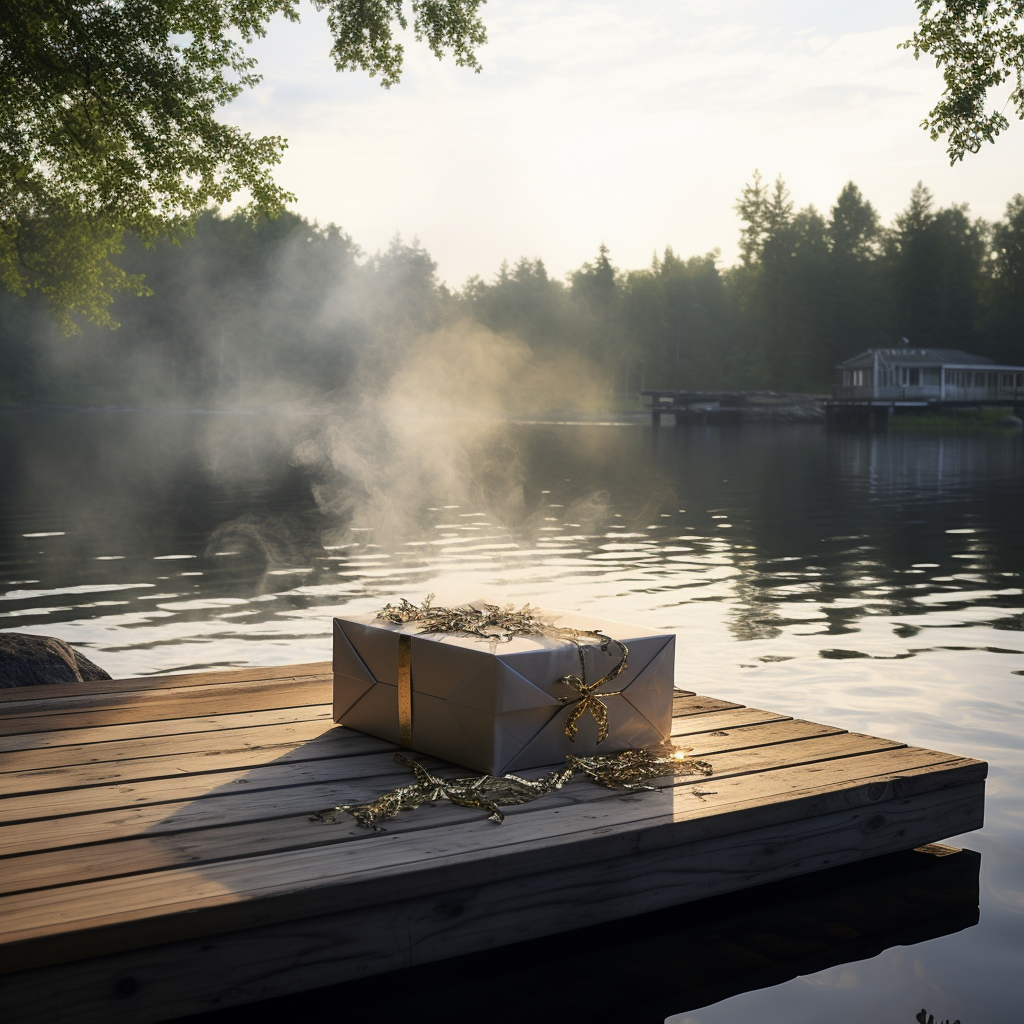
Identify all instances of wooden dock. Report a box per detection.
[641,390,825,425]
[0,663,986,1023]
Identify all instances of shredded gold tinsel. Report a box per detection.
[310,748,714,831]
[379,595,582,644]
[376,596,630,743]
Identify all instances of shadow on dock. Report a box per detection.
[172,844,980,1024]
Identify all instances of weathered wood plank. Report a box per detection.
[0,718,847,858]
[0,704,791,796]
[671,705,789,735]
[0,674,331,721]
[0,720,848,892]
[0,681,709,737]
[0,706,334,763]
[0,771,985,984]
[0,663,333,706]
[0,695,733,772]
[0,720,341,794]
[0,669,691,709]
[0,722,893,825]
[0,739,406,825]
[672,694,742,716]
[0,678,331,736]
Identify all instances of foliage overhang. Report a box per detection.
[0,1,487,333]
[904,0,1024,162]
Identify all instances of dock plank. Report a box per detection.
[0,718,848,859]
[0,678,702,736]
[0,677,331,735]
[0,704,790,795]
[0,719,887,824]
[0,720,342,793]
[0,704,334,756]
[0,712,335,769]
[0,718,847,891]
[0,662,333,704]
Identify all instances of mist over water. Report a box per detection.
[1,413,1023,1021]
[293,322,540,548]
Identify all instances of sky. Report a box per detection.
[228,0,1024,289]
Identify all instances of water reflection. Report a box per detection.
[2,416,1022,682]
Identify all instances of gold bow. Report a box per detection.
[557,633,628,743]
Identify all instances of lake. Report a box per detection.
[2,409,1022,1023]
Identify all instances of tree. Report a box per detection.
[825,183,887,369]
[828,182,880,262]
[904,1,1024,162]
[620,248,731,390]
[982,193,1024,362]
[734,171,794,268]
[0,1,487,332]
[888,182,989,348]
[735,170,769,268]
[570,243,617,308]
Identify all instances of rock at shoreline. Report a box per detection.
[0,633,112,688]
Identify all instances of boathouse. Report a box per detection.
[835,347,1024,403]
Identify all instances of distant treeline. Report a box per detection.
[3,175,1023,406]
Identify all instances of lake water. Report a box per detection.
[2,410,1022,1023]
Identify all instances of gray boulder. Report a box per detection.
[0,633,112,688]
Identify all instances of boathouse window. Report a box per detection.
[974,372,986,387]
[899,367,921,386]
[1003,374,1014,388]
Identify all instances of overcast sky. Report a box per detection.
[229,0,1024,288]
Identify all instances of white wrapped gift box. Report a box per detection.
[332,607,675,775]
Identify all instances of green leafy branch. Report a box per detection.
[0,1,487,333]
[903,0,1024,162]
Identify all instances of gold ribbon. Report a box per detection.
[557,634,628,743]
[311,747,714,831]
[397,634,413,747]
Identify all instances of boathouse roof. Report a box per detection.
[837,348,995,369]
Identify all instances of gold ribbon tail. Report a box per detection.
[397,634,413,747]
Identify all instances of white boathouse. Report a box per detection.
[836,348,1024,403]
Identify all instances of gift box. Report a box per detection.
[332,605,675,775]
